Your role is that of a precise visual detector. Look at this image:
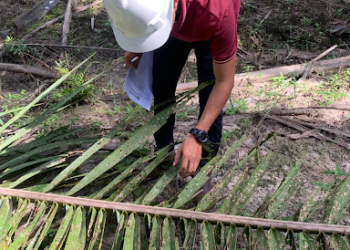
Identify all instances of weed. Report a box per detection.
[36,113,61,135]
[316,90,349,105]
[315,23,322,32]
[316,164,347,191]
[270,74,296,88]
[241,1,255,13]
[241,118,252,127]
[7,89,27,100]
[176,109,189,120]
[222,129,238,140]
[333,8,343,18]
[2,36,27,59]
[57,70,96,104]
[54,56,96,105]
[225,98,249,115]
[300,17,312,26]
[69,116,79,127]
[124,102,146,124]
[315,181,334,191]
[92,120,104,133]
[112,107,120,115]
[242,65,255,73]
[125,102,142,117]
[176,106,196,121]
[94,29,103,34]
[103,20,111,28]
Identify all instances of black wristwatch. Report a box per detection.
[189,128,209,143]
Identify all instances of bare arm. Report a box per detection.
[174,56,236,178]
[196,56,236,131]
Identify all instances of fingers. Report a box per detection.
[178,158,189,176]
[124,52,142,70]
[177,141,202,178]
[124,52,131,69]
[181,154,199,178]
[173,145,183,166]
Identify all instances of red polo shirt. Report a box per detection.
[171,0,240,64]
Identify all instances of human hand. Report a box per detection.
[124,51,143,70]
[173,135,202,178]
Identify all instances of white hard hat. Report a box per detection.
[103,0,174,53]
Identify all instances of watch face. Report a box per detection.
[197,130,208,142]
[190,128,208,143]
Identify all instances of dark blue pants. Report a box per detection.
[152,36,223,156]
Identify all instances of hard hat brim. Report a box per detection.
[109,14,172,53]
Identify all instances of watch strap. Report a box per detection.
[189,128,209,143]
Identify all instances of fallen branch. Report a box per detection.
[22,44,122,53]
[22,0,102,41]
[23,52,53,73]
[307,103,350,111]
[267,115,350,150]
[22,16,63,41]
[289,129,319,140]
[0,63,55,79]
[285,117,350,139]
[298,45,337,82]
[27,83,47,102]
[13,0,60,31]
[1,187,350,235]
[310,45,338,64]
[176,55,350,93]
[268,104,350,114]
[62,0,74,46]
[268,108,315,116]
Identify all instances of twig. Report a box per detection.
[27,83,47,102]
[286,117,350,139]
[232,104,350,118]
[22,15,64,41]
[0,71,3,93]
[0,63,55,78]
[260,10,272,25]
[307,103,350,111]
[298,45,338,82]
[23,52,54,73]
[267,115,350,150]
[310,45,338,63]
[268,108,314,116]
[18,52,36,81]
[233,105,350,119]
[297,64,314,82]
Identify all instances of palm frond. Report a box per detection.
[0,189,350,249]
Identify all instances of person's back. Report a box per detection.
[172,0,240,63]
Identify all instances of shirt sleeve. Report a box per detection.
[210,5,239,64]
